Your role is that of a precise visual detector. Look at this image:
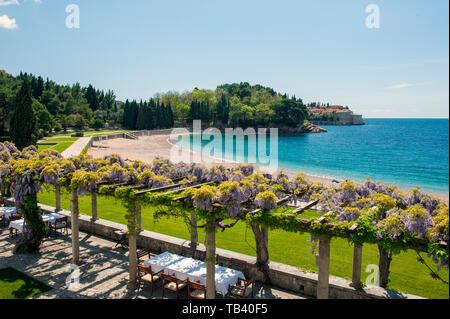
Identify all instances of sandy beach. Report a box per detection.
[87,134,449,201]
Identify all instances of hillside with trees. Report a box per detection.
[1,70,313,148]
[0,70,123,143]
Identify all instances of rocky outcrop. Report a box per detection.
[278,122,327,133]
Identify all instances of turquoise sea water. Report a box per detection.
[173,119,449,195]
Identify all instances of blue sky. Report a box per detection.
[1,0,448,118]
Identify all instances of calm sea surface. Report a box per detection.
[174,119,449,195]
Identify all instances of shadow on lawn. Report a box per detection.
[0,267,52,299]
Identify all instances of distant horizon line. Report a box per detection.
[362,117,449,119]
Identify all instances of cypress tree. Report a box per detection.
[130,100,139,130]
[160,102,168,128]
[123,99,130,128]
[36,76,44,99]
[167,102,174,128]
[147,100,155,130]
[136,101,146,130]
[155,102,162,128]
[9,77,37,149]
[217,93,229,124]
[147,99,155,129]
[86,84,99,111]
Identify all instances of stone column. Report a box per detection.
[190,211,198,248]
[251,223,269,266]
[70,189,80,265]
[91,192,98,222]
[317,237,331,299]
[127,200,138,290]
[205,218,216,299]
[351,245,363,288]
[136,202,142,233]
[55,185,61,212]
[378,245,392,288]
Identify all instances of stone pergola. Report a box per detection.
[58,182,373,299]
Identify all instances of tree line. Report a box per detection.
[122,99,174,130]
[0,70,120,141]
[1,69,311,149]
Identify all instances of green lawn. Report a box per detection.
[0,267,52,299]
[43,137,79,142]
[37,137,76,153]
[52,142,75,153]
[37,188,449,299]
[51,130,135,138]
[37,144,56,152]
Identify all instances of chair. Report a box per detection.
[181,246,195,258]
[161,273,187,299]
[8,214,21,222]
[50,216,68,236]
[137,248,156,263]
[227,277,255,299]
[187,280,206,299]
[113,229,128,249]
[8,215,22,237]
[197,250,206,261]
[136,264,162,296]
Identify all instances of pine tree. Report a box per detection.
[9,77,37,149]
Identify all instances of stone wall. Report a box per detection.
[5,198,422,300]
[312,112,365,126]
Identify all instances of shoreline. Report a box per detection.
[87,133,449,201]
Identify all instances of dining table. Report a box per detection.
[143,251,244,295]
[0,207,17,219]
[8,212,66,233]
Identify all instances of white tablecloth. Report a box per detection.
[0,207,17,219]
[9,213,65,233]
[143,251,244,295]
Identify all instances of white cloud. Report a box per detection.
[0,0,19,6]
[0,0,42,5]
[387,83,413,89]
[0,14,18,29]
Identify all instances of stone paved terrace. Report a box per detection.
[0,228,307,299]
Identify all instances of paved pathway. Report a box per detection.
[0,228,308,299]
[61,137,92,158]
